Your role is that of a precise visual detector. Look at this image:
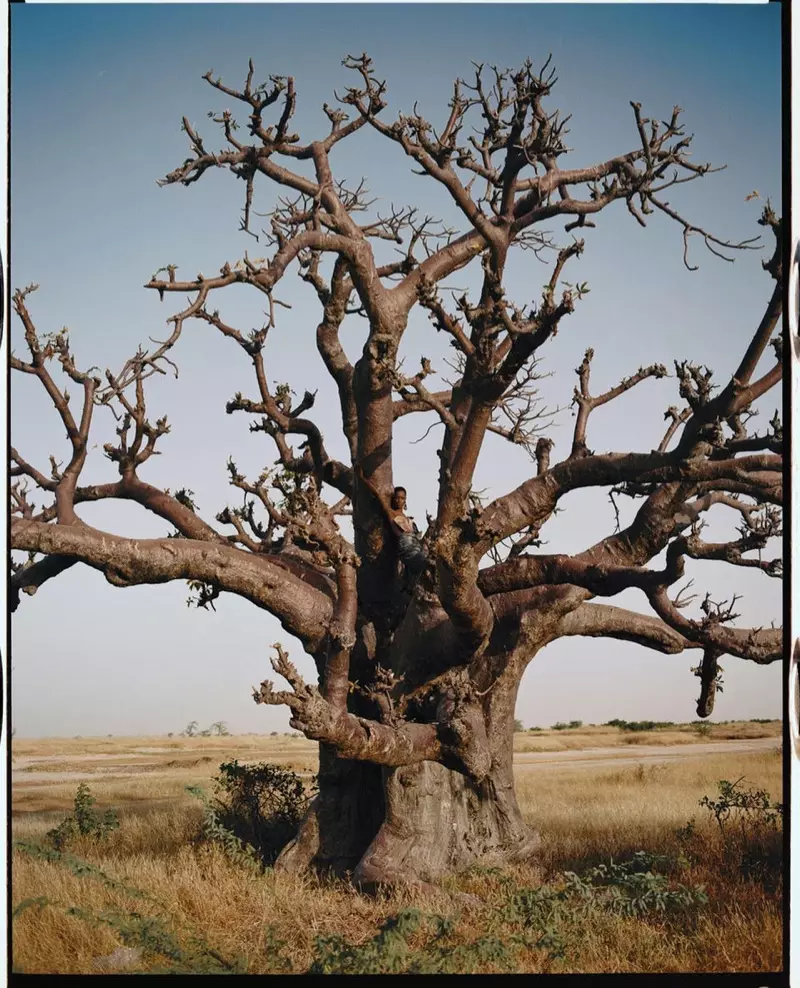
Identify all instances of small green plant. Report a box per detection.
[501,850,704,933]
[681,778,783,890]
[699,777,783,832]
[513,719,525,732]
[567,720,583,729]
[561,852,707,918]
[311,909,426,974]
[692,721,713,737]
[45,784,119,850]
[551,722,568,731]
[262,926,294,973]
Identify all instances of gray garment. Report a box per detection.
[396,531,427,574]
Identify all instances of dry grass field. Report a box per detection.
[11,722,784,974]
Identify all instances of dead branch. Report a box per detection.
[570,347,667,459]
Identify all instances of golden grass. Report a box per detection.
[513,721,780,752]
[11,727,783,975]
[516,747,782,871]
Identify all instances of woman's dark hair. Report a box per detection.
[393,486,407,497]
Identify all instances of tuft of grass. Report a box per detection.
[12,841,245,974]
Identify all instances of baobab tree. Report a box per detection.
[10,56,783,889]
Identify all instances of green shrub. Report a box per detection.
[45,784,119,851]
[513,719,524,732]
[191,760,315,867]
[311,909,428,974]
[567,720,583,730]
[700,777,783,831]
[186,786,263,873]
[561,852,707,917]
[551,722,568,731]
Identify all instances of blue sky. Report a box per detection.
[10,3,783,736]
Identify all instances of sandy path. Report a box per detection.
[14,753,158,767]
[11,738,779,786]
[513,737,780,771]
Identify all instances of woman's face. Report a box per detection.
[391,489,407,511]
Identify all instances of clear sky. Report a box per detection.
[9,3,783,737]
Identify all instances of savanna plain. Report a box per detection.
[11,720,783,974]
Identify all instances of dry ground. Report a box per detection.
[11,722,784,974]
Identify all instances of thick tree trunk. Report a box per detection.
[275,744,384,876]
[277,600,546,886]
[353,642,538,886]
[353,758,539,888]
[278,744,536,886]
[277,678,538,885]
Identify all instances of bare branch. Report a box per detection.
[558,602,692,655]
[569,347,667,459]
[12,518,333,652]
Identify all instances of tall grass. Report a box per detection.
[11,736,782,974]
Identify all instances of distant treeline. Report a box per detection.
[522,718,778,733]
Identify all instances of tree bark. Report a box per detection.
[352,757,538,889]
[275,744,384,877]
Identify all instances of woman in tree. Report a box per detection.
[358,470,428,578]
